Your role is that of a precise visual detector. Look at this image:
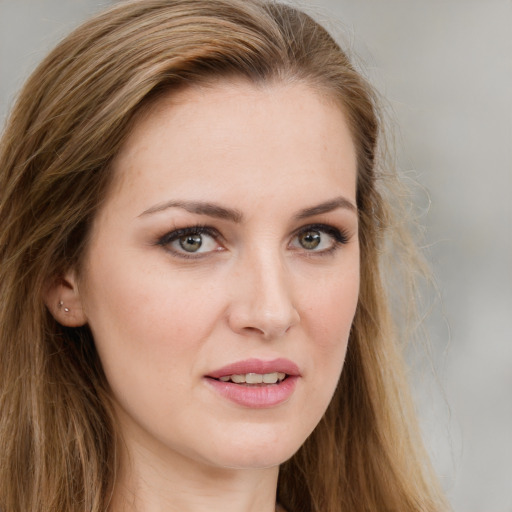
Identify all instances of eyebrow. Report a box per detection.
[139,200,244,222]
[294,196,357,219]
[139,196,357,222]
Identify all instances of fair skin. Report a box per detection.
[48,80,359,512]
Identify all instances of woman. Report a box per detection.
[0,0,448,511]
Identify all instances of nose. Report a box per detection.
[227,249,300,339]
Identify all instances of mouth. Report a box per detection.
[206,357,300,382]
[213,372,288,385]
[204,358,300,408]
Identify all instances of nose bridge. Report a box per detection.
[228,243,299,338]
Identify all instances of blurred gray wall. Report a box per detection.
[1,1,511,511]
[321,3,512,512]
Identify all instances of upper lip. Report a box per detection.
[206,358,301,379]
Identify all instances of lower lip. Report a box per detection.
[205,376,298,408]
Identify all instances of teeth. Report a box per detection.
[246,373,263,384]
[218,372,287,384]
[231,374,246,384]
[263,372,278,384]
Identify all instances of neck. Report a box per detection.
[110,437,280,512]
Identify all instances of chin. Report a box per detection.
[215,451,294,471]
[198,427,304,470]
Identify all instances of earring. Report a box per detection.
[58,300,70,313]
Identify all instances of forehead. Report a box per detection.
[107,80,357,212]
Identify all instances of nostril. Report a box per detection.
[226,269,300,338]
[242,326,265,335]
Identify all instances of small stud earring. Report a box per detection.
[58,300,70,313]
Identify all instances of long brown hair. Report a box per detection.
[0,1,448,510]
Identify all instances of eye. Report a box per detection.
[157,226,222,257]
[290,224,348,253]
[178,233,205,253]
[298,230,322,250]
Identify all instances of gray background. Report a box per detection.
[1,1,511,510]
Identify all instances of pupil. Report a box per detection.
[300,231,321,249]
[179,234,202,252]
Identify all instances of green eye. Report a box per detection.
[298,230,321,250]
[290,224,349,254]
[178,234,203,252]
[158,226,221,258]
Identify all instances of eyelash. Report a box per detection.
[292,223,350,255]
[156,224,221,259]
[156,223,349,259]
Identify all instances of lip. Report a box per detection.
[206,358,300,379]
[204,358,300,409]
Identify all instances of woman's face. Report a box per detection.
[77,81,359,470]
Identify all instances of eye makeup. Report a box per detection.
[155,221,351,260]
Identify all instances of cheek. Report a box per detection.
[298,262,359,394]
[81,264,225,431]
[302,264,359,344]
[80,250,225,389]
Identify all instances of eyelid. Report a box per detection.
[293,223,349,241]
[155,222,350,260]
[289,223,350,253]
[156,225,224,258]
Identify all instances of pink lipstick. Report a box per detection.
[205,358,300,408]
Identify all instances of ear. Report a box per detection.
[43,270,88,327]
